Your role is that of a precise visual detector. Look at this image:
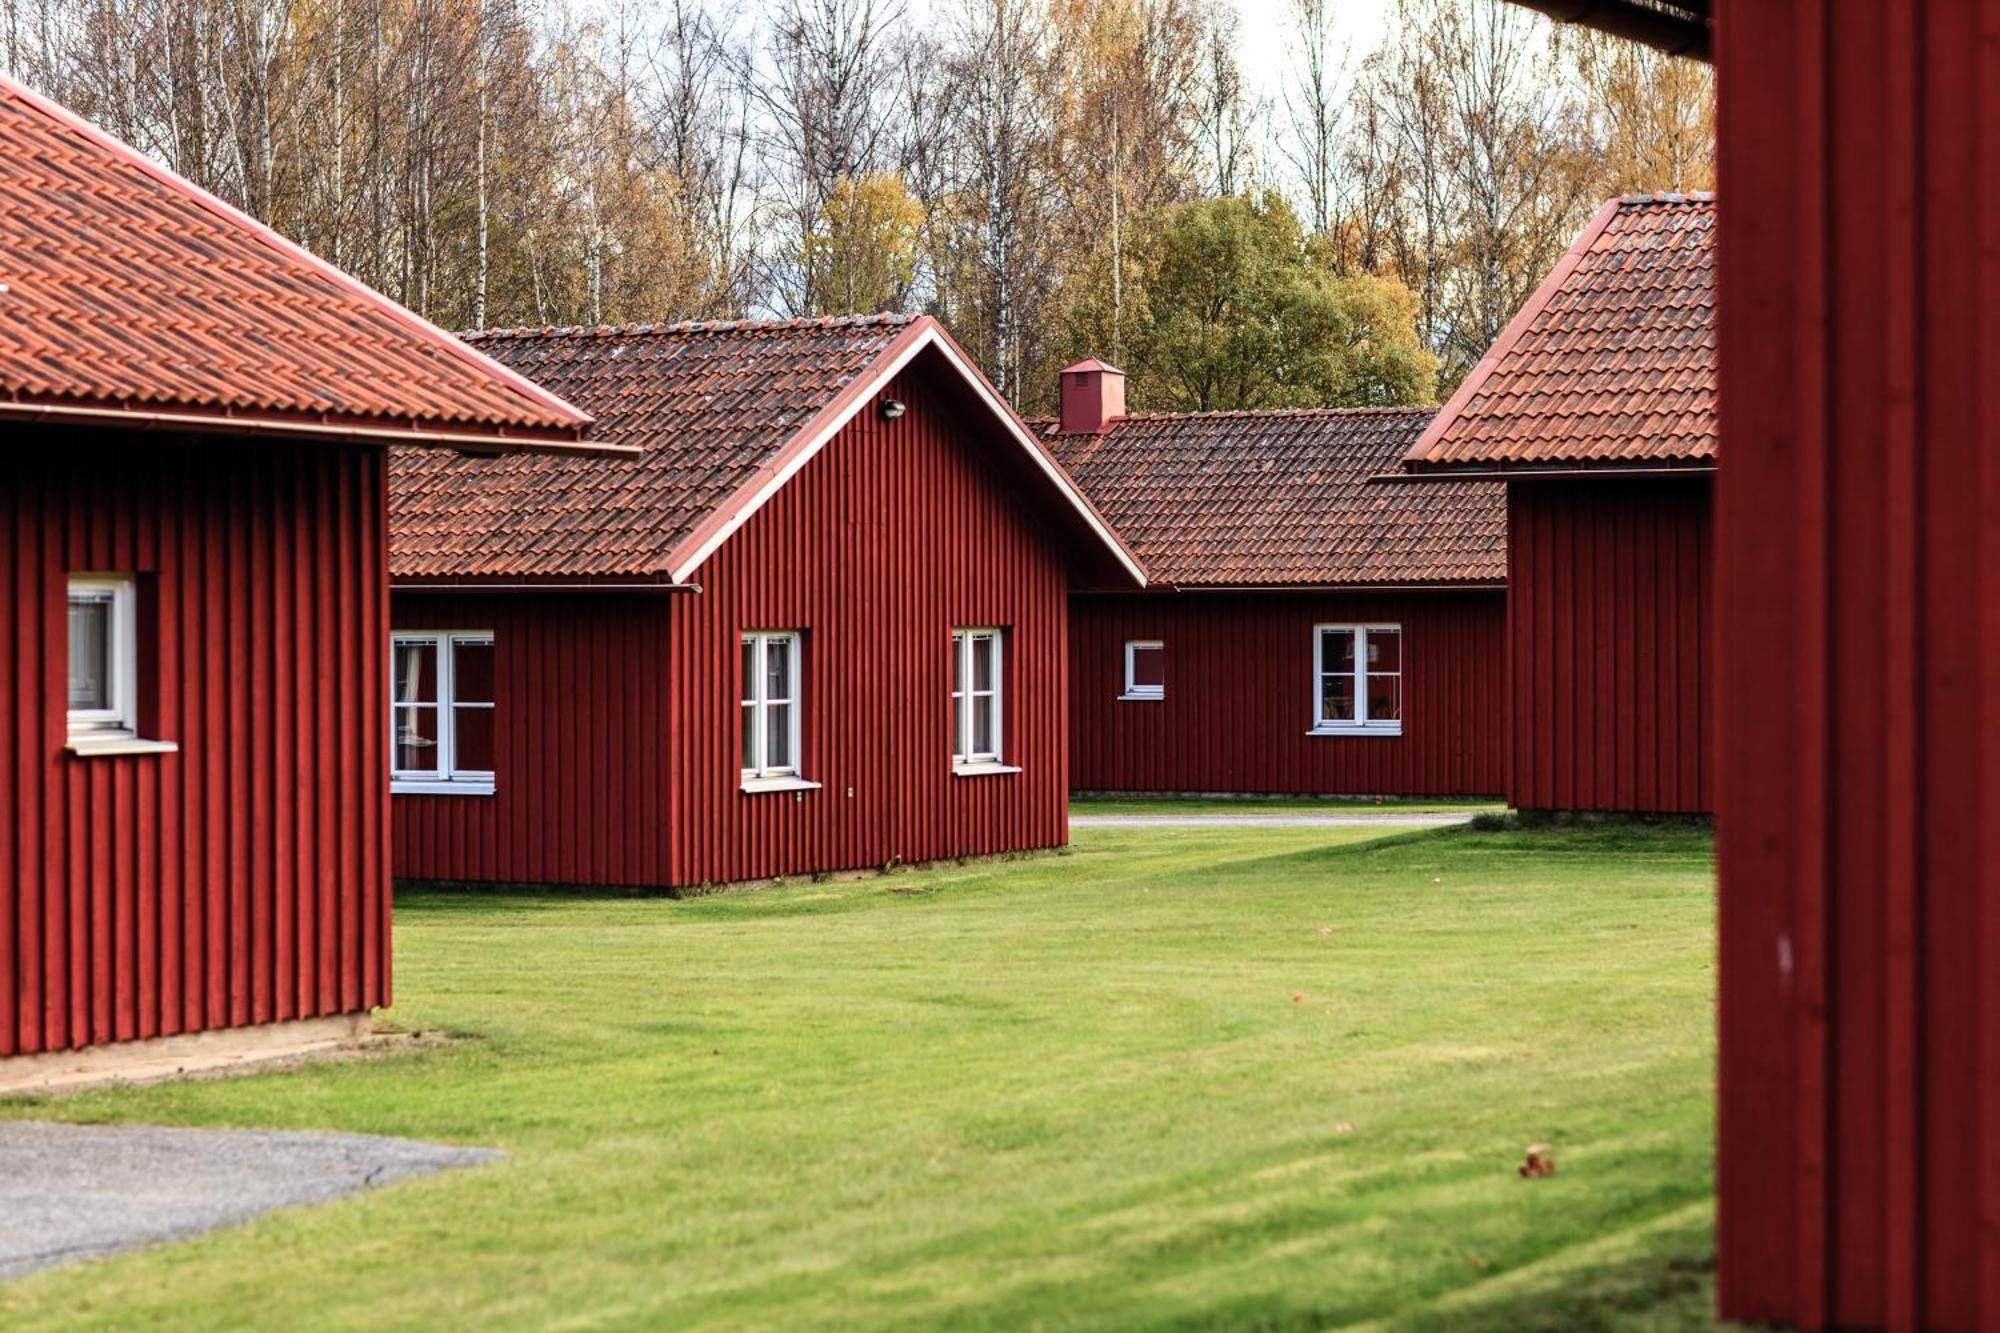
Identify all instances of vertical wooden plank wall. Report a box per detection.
[1716,0,2000,1326]
[666,361,1072,887]
[1507,479,1713,814]
[1066,591,1505,796]
[0,430,389,1058]
[389,592,674,888]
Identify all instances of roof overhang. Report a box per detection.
[662,318,1149,588]
[1386,462,1716,482]
[1508,1,1711,60]
[0,396,632,456]
[0,72,604,454]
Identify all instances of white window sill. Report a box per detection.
[392,779,496,797]
[740,774,822,794]
[1118,692,1164,702]
[1306,725,1403,739]
[953,761,1022,778]
[66,734,179,758]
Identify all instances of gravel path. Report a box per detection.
[0,1122,498,1281]
[1069,813,1475,828]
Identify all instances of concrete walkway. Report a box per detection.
[1070,812,1476,828]
[0,1122,498,1281]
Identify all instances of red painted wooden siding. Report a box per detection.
[390,364,1071,890]
[389,594,673,888]
[1506,479,1712,814]
[1068,591,1505,796]
[664,366,1070,885]
[0,431,390,1057]
[1717,2,2000,1327]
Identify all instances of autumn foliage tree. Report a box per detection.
[1108,193,1436,411]
[0,0,1710,408]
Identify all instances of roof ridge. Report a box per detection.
[1616,191,1715,206]
[463,313,922,341]
[1109,405,1435,422]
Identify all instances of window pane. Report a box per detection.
[766,702,792,768]
[453,640,494,705]
[393,642,437,705]
[1321,673,1356,725]
[1368,628,1401,672]
[1367,673,1401,723]
[453,706,495,771]
[741,700,756,769]
[1129,644,1163,689]
[741,638,756,705]
[952,694,965,757]
[973,635,996,691]
[67,596,111,710]
[973,695,995,756]
[1323,628,1356,674]
[394,705,440,772]
[951,633,965,695]
[766,637,792,702]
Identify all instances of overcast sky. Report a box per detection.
[1231,0,1398,103]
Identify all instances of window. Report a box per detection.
[1312,624,1402,736]
[391,632,495,794]
[952,629,1012,772]
[67,576,136,738]
[741,631,813,791]
[1121,640,1164,700]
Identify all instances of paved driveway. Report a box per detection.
[0,1122,497,1280]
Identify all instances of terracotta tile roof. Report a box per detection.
[1403,194,1715,473]
[1043,409,1505,587]
[0,75,592,449]
[390,316,1146,586]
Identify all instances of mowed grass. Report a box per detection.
[0,820,1717,1331]
[1072,795,1506,817]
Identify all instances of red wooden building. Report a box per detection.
[387,316,1144,891]
[1521,1,2000,1324]
[1045,365,1508,797]
[1402,193,1716,814]
[0,77,598,1061]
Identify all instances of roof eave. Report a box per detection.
[0,397,624,456]
[0,72,596,439]
[1389,459,1717,481]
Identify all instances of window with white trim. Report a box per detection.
[391,632,496,794]
[67,575,136,738]
[1312,624,1402,735]
[740,631,804,781]
[951,629,1005,767]
[1121,640,1164,700]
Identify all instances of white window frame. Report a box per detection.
[1310,623,1403,737]
[390,631,496,795]
[66,575,137,738]
[740,631,817,793]
[951,628,1017,775]
[1120,639,1164,701]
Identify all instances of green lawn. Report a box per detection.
[1072,795,1506,817]
[0,820,1717,1331]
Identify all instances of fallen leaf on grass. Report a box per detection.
[1316,925,1336,936]
[1291,992,1306,1004]
[1519,1144,1557,1178]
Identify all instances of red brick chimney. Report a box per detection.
[1059,358,1126,434]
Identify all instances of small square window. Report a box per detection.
[1121,640,1164,700]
